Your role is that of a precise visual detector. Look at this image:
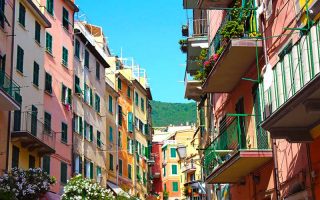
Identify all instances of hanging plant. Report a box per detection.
[179,39,188,53]
[182,25,189,36]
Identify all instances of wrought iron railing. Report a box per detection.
[13,112,56,150]
[204,114,270,176]
[0,70,21,104]
[190,19,208,37]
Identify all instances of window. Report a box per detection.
[135,92,138,106]
[84,49,89,69]
[172,182,179,192]
[18,3,25,27]
[46,0,54,15]
[62,7,69,30]
[109,126,113,142]
[141,98,145,112]
[60,162,67,184]
[44,112,51,133]
[109,154,113,171]
[128,112,133,132]
[118,105,122,126]
[127,137,133,154]
[46,32,52,54]
[73,115,83,135]
[42,155,50,174]
[97,131,101,148]
[45,72,52,94]
[96,62,100,80]
[75,75,81,94]
[95,94,100,112]
[84,159,92,178]
[75,39,80,58]
[14,109,21,132]
[163,167,166,177]
[128,164,132,179]
[170,148,176,158]
[61,84,71,105]
[171,164,178,175]
[33,62,39,86]
[16,45,24,73]
[73,154,81,174]
[12,145,19,168]
[84,84,93,106]
[0,0,5,28]
[62,47,68,66]
[118,131,122,147]
[35,21,41,43]
[61,122,68,143]
[108,95,113,113]
[119,159,122,176]
[96,166,101,177]
[127,87,131,98]
[29,155,35,168]
[118,79,122,90]
[84,121,93,141]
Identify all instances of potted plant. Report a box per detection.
[179,39,188,53]
[182,25,189,36]
[163,191,169,200]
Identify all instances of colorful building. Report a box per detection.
[182,0,320,199]
[72,21,110,186]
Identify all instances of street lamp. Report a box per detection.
[176,144,187,160]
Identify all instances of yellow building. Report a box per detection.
[9,0,54,170]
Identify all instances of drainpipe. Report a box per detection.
[306,143,315,200]
[133,86,136,196]
[6,0,17,171]
[115,83,119,185]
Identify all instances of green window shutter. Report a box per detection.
[89,125,93,141]
[89,88,93,106]
[33,62,39,86]
[109,126,113,142]
[12,145,19,168]
[118,105,122,126]
[84,121,87,138]
[90,162,93,179]
[31,105,38,136]
[145,146,148,158]
[43,155,50,174]
[60,162,67,184]
[144,124,149,135]
[84,50,89,69]
[95,94,100,112]
[173,182,178,192]
[127,137,130,152]
[18,3,25,26]
[75,76,81,94]
[61,84,66,103]
[96,62,100,80]
[46,0,54,15]
[35,21,41,43]
[17,45,24,73]
[62,47,68,66]
[108,95,113,113]
[118,79,122,90]
[61,122,68,143]
[141,98,145,112]
[127,87,131,98]
[46,32,52,53]
[172,165,177,175]
[170,148,176,158]
[128,112,133,132]
[128,164,132,179]
[96,166,101,177]
[79,117,83,135]
[67,88,72,104]
[0,0,5,28]
[109,154,113,171]
[119,160,122,176]
[75,39,80,58]
[135,92,138,106]
[118,131,122,147]
[163,167,166,177]
[44,112,51,133]
[62,7,69,30]
[97,131,101,147]
[45,73,52,93]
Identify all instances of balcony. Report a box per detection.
[186,19,208,75]
[181,162,197,173]
[11,112,56,155]
[0,71,21,111]
[185,71,203,101]
[204,114,272,183]
[202,10,263,93]
[183,0,233,9]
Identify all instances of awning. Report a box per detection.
[107,181,130,198]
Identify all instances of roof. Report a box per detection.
[23,0,51,28]
[64,0,79,12]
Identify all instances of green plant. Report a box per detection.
[220,20,244,39]
[179,39,187,45]
[163,191,169,200]
[216,46,225,55]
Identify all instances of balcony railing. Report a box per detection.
[189,19,208,37]
[209,7,259,56]
[0,70,21,105]
[204,114,270,176]
[181,162,197,173]
[11,112,56,155]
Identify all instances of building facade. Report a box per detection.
[182,0,320,199]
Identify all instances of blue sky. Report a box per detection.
[75,0,191,103]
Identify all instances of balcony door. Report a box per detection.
[31,105,37,136]
[252,84,268,149]
[235,97,246,149]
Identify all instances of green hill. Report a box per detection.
[151,101,197,127]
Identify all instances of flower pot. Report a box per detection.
[180,44,188,53]
[182,25,189,37]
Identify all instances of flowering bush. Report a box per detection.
[62,175,115,200]
[0,168,55,200]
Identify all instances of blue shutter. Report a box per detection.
[128,112,133,132]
